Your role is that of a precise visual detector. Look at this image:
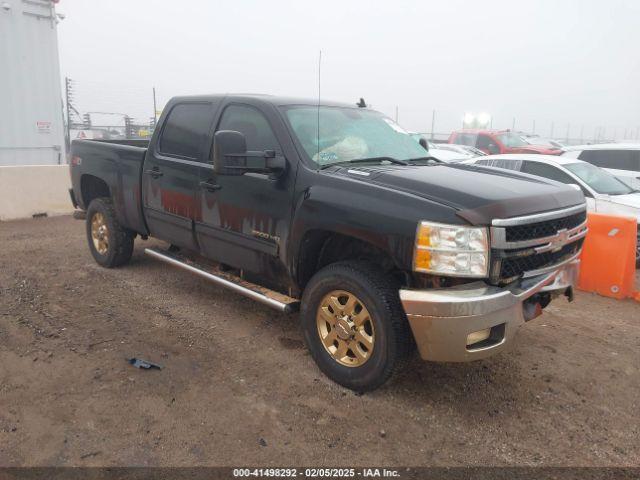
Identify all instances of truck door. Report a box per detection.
[194,103,296,283]
[142,101,216,250]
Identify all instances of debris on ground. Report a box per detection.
[127,357,162,370]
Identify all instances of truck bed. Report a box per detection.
[70,138,149,235]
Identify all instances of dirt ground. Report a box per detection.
[0,215,638,467]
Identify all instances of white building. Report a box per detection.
[0,0,65,165]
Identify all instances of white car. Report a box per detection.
[464,154,640,266]
[521,135,565,149]
[409,133,480,162]
[562,143,640,190]
[434,143,486,158]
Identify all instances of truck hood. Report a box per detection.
[334,164,585,225]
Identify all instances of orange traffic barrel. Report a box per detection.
[577,212,638,300]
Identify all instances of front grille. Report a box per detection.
[498,238,584,280]
[490,206,587,285]
[505,210,586,242]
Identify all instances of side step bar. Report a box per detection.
[144,248,300,313]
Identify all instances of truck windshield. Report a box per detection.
[564,162,633,195]
[283,106,428,168]
[497,132,528,148]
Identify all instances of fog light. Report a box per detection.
[466,328,491,346]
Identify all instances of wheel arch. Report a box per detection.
[295,229,406,291]
[80,174,111,209]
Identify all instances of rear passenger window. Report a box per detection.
[578,150,638,171]
[159,103,213,160]
[522,161,575,184]
[217,104,281,152]
[479,159,522,171]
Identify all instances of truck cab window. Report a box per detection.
[579,150,637,171]
[218,105,280,152]
[158,103,213,160]
[521,161,575,184]
[476,134,499,154]
[455,133,477,146]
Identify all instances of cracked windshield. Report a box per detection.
[285,106,428,168]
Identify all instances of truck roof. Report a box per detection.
[168,93,361,109]
[562,142,640,151]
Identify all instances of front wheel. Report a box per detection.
[86,197,134,268]
[300,261,414,392]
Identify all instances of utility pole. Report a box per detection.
[579,125,584,144]
[153,87,158,126]
[64,77,72,149]
[512,117,516,131]
[430,109,435,140]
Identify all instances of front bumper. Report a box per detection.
[400,258,580,362]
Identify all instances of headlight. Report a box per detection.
[413,221,489,277]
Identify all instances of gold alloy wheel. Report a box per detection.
[316,290,375,367]
[91,212,109,255]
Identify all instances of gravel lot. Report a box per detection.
[0,215,638,467]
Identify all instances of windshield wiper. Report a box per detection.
[320,156,408,170]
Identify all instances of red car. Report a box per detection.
[448,129,562,155]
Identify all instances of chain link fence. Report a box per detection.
[64,80,639,151]
[64,78,164,150]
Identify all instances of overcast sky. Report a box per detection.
[56,0,640,140]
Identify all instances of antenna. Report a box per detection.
[317,50,322,167]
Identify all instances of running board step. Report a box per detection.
[144,247,300,313]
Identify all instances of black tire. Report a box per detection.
[86,197,134,268]
[300,261,414,392]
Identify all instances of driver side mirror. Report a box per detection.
[487,143,500,154]
[213,130,286,177]
[418,138,429,151]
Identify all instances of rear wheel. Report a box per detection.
[86,197,134,268]
[300,261,414,392]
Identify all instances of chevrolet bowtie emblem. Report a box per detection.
[536,228,570,253]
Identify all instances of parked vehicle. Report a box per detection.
[464,154,640,266]
[69,94,586,391]
[409,134,482,162]
[562,143,640,190]
[438,143,487,157]
[449,129,563,155]
[521,134,565,149]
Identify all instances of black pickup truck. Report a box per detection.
[69,94,587,391]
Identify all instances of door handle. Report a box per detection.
[145,169,163,179]
[199,181,221,192]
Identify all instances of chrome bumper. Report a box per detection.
[400,258,580,362]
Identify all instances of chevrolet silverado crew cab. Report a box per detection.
[69,94,587,391]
